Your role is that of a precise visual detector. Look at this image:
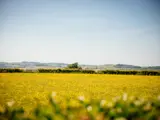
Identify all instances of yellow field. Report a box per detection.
[0,73,160,109]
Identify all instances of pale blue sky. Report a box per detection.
[0,0,160,66]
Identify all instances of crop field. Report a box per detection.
[0,73,160,109]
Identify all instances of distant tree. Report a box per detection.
[67,62,81,69]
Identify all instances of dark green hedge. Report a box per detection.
[98,70,160,76]
[38,69,160,75]
[0,68,160,75]
[38,69,96,74]
[0,68,23,73]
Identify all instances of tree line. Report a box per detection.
[0,68,160,75]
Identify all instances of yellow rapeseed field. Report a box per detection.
[0,73,160,109]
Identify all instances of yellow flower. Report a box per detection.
[113,96,121,102]
[78,96,85,101]
[52,91,57,97]
[158,95,160,101]
[100,100,106,107]
[122,93,128,101]
[115,117,127,120]
[134,100,141,106]
[87,106,92,112]
[107,102,113,108]
[7,100,15,107]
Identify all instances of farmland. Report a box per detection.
[0,73,160,109]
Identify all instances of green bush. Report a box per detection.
[0,93,160,120]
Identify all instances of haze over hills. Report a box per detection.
[0,61,160,70]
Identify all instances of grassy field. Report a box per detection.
[0,73,160,109]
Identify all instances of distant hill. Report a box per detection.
[114,64,141,69]
[0,62,68,69]
[0,62,160,70]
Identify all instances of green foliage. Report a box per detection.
[97,70,160,76]
[67,62,81,69]
[0,68,23,73]
[38,69,96,74]
[0,94,160,120]
[0,68,160,75]
[38,69,160,76]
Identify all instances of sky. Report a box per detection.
[0,0,160,66]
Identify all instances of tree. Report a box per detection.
[67,62,80,69]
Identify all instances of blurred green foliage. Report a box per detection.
[0,93,160,120]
